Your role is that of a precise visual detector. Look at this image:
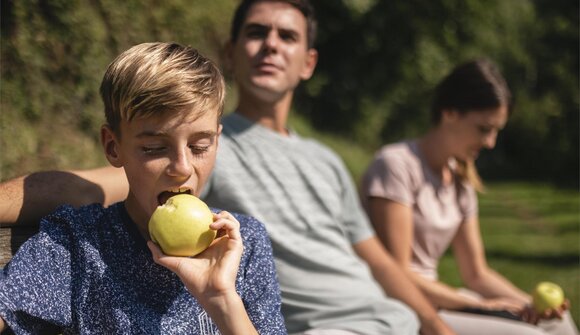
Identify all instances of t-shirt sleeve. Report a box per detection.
[237,216,287,334]
[0,212,73,334]
[337,158,376,244]
[363,151,415,207]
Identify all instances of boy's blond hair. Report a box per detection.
[100,42,225,135]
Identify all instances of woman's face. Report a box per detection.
[443,105,509,161]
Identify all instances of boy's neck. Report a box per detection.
[236,91,293,135]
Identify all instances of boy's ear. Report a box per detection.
[100,125,123,168]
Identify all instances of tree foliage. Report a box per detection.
[300,0,578,184]
[1,0,577,185]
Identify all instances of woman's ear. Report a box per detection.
[101,125,123,168]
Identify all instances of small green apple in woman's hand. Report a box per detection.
[149,194,216,257]
[532,281,565,313]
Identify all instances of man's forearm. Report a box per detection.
[0,167,128,227]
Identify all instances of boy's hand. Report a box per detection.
[147,211,244,304]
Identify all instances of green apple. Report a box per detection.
[149,194,216,257]
[532,281,565,313]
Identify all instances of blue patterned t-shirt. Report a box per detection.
[0,202,286,334]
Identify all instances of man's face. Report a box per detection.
[229,1,317,102]
[443,105,508,161]
[101,110,221,230]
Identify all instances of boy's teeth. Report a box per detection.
[170,187,189,193]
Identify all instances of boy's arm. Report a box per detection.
[147,211,260,335]
[0,166,128,227]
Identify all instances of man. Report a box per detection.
[1,1,454,334]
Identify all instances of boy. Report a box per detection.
[0,42,286,334]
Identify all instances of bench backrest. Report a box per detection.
[0,226,38,267]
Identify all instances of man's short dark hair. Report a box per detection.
[230,0,318,49]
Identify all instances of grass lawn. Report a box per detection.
[438,182,580,328]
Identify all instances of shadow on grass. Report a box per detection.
[486,251,579,267]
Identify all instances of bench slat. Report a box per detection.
[0,227,38,267]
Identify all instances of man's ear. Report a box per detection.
[223,41,235,75]
[441,108,460,124]
[300,48,318,80]
[100,125,123,168]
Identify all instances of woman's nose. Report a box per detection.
[483,132,498,149]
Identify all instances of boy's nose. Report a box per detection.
[166,150,193,179]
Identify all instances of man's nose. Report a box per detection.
[263,31,279,51]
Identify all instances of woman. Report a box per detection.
[360,58,578,335]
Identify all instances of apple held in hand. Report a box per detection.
[149,194,216,257]
[532,281,565,313]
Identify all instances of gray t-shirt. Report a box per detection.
[203,113,418,334]
[361,140,478,280]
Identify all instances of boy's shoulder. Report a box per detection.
[39,202,119,235]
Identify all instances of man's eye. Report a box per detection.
[279,32,297,42]
[142,146,165,154]
[246,29,266,39]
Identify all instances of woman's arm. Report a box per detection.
[367,197,501,311]
[452,216,530,305]
[0,166,128,226]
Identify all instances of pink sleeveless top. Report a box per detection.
[361,140,478,280]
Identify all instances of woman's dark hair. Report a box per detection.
[431,58,513,125]
[230,0,318,49]
[431,58,513,192]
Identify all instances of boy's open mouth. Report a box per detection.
[157,188,192,206]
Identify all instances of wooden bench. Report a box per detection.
[0,226,38,267]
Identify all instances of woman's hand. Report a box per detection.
[147,210,244,304]
[520,299,570,325]
[477,297,525,315]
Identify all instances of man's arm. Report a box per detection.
[353,236,456,335]
[0,166,128,226]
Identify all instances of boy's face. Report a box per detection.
[228,1,317,101]
[101,109,221,229]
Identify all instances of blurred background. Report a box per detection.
[1,0,578,326]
